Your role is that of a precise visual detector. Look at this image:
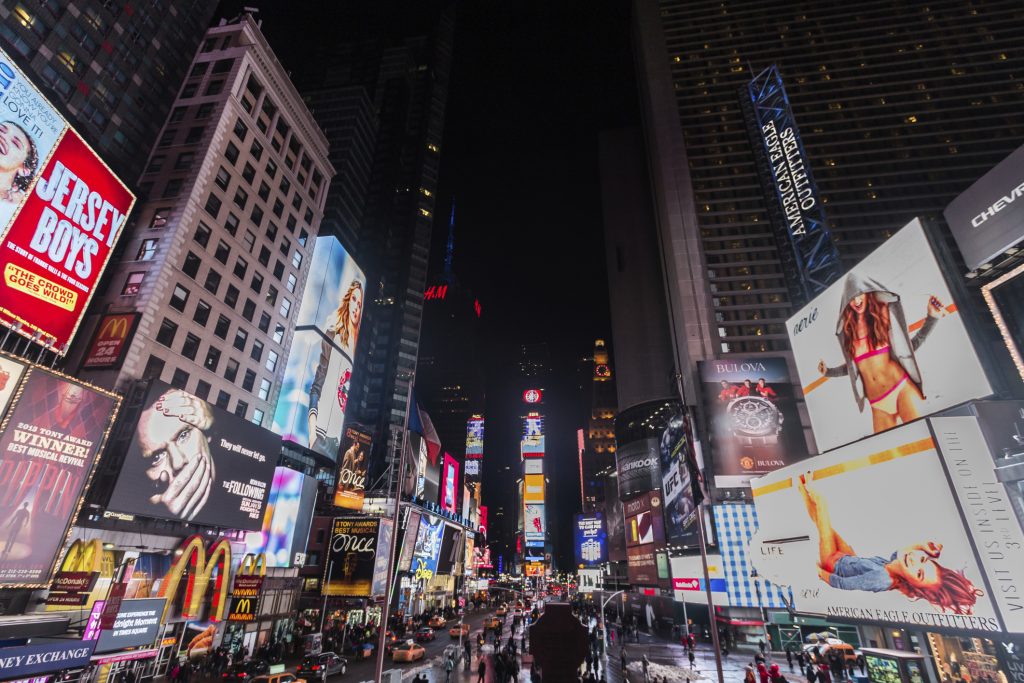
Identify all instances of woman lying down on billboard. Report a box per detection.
[798,474,982,615]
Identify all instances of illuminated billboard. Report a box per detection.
[466,415,484,456]
[751,421,1001,631]
[272,236,365,460]
[0,48,135,354]
[108,381,279,531]
[698,357,808,489]
[524,504,545,543]
[787,219,991,452]
[333,426,371,511]
[658,411,700,546]
[523,473,545,503]
[523,413,543,437]
[244,467,317,568]
[0,366,118,586]
[80,313,140,370]
[410,514,443,582]
[574,513,607,567]
[616,437,661,498]
[624,491,665,586]
[439,453,459,514]
[323,517,388,597]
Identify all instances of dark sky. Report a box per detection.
[216,0,637,570]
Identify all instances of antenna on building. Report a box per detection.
[443,198,456,281]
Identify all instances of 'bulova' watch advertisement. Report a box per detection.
[699,357,809,490]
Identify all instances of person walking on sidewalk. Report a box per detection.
[621,647,628,674]
[688,648,697,670]
[787,648,794,671]
[745,665,757,683]
[759,639,767,656]
[642,654,651,682]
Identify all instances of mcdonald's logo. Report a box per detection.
[227,595,257,622]
[82,313,139,369]
[157,535,232,623]
[238,553,266,577]
[100,315,130,339]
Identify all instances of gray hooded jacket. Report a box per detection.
[823,271,938,412]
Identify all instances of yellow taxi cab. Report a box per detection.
[391,641,426,663]
[449,623,470,637]
[483,616,501,630]
[495,605,508,617]
[428,615,447,629]
[252,674,307,683]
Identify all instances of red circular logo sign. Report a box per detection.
[523,389,542,404]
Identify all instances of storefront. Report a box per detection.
[926,633,1011,683]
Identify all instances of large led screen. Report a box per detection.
[272,236,365,460]
[333,426,370,511]
[108,381,279,531]
[244,467,317,568]
[787,219,991,453]
[574,513,607,567]
[323,517,386,597]
[699,357,808,489]
[750,421,1000,631]
[410,513,443,582]
[616,437,662,498]
[0,48,135,353]
[524,503,546,543]
[0,368,118,586]
[659,411,699,546]
[439,453,459,514]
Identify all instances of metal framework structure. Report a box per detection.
[742,65,843,303]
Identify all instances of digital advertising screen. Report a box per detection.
[524,503,546,543]
[750,421,1001,632]
[323,517,383,597]
[108,381,279,531]
[0,367,118,586]
[272,236,365,460]
[439,452,459,514]
[411,513,443,582]
[333,426,371,511]
[523,473,545,504]
[435,524,463,576]
[0,354,26,420]
[369,518,392,598]
[466,415,484,456]
[787,219,991,453]
[698,357,808,489]
[615,437,662,498]
[244,467,317,568]
[0,48,135,354]
[659,411,700,546]
[397,510,421,572]
[574,513,607,567]
[94,597,166,654]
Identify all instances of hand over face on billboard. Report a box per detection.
[136,389,215,521]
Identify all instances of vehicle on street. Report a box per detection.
[295,653,346,680]
[495,605,508,616]
[391,641,426,663]
[414,627,436,642]
[449,623,470,637]
[483,616,501,629]
[428,615,447,629]
[250,674,306,683]
[223,660,270,682]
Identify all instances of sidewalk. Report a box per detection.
[398,614,533,682]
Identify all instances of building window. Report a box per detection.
[183,251,202,278]
[185,126,204,144]
[171,368,190,389]
[136,239,158,261]
[181,333,200,360]
[258,378,272,401]
[143,355,165,380]
[266,222,278,241]
[266,286,278,306]
[250,340,264,362]
[194,222,212,247]
[250,272,264,293]
[233,257,248,280]
[147,155,166,172]
[279,298,292,318]
[258,312,271,332]
[158,130,176,147]
[250,205,263,227]
[242,298,256,321]
[258,246,270,267]
[225,358,239,382]
[212,58,234,74]
[214,240,231,264]
[225,142,239,164]
[121,271,145,296]
[169,106,186,123]
[233,187,248,210]
[156,318,178,347]
[194,300,211,326]
[250,140,264,161]
[233,328,248,351]
[272,324,285,345]
[291,251,303,269]
[196,102,214,119]
[265,159,277,178]
[243,231,257,253]
[215,166,230,191]
[252,408,265,426]
[225,285,239,309]
[194,380,212,400]
[169,284,190,311]
[234,400,248,418]
[272,199,284,218]
[174,152,194,170]
[181,83,198,99]
[205,346,221,372]
[204,270,221,295]
[258,182,270,202]
[273,261,285,279]
[242,369,257,391]
[242,163,256,184]
[234,118,248,141]
[214,315,230,340]
[204,193,221,218]
[265,350,278,373]
[215,391,230,410]
[225,213,240,236]
[286,273,297,293]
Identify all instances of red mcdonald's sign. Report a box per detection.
[81,313,139,369]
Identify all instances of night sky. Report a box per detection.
[216,0,636,570]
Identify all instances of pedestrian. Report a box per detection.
[770,661,782,682]
[798,651,806,669]
[758,660,770,683]
[642,654,651,682]
[819,662,833,683]
[787,648,794,671]
[477,657,486,683]
[807,664,818,683]
[688,648,696,670]
[759,639,767,656]
[745,665,757,683]
[445,654,454,683]
[621,648,628,674]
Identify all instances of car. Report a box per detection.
[251,675,306,683]
[449,623,470,638]
[295,652,346,680]
[414,627,435,642]
[495,606,508,617]
[483,616,501,630]
[391,641,426,663]
[428,615,447,629]
[223,660,270,682]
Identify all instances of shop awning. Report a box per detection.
[715,616,765,627]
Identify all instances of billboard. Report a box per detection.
[0,355,26,421]
[578,568,601,593]
[750,421,1000,631]
[521,413,544,457]
[436,524,463,576]
[81,313,140,370]
[524,459,543,475]
[370,518,393,597]
[624,492,665,586]
[440,453,459,514]
[333,426,371,510]
[108,381,279,531]
[244,467,317,568]
[95,597,166,654]
[524,503,546,543]
[574,513,607,567]
[272,236,365,460]
[671,554,729,605]
[659,411,700,545]
[713,503,790,609]
[478,505,488,539]
[698,357,808,489]
[523,473,545,503]
[616,437,662,498]
[604,473,626,562]
[410,513,443,582]
[323,517,387,597]
[466,415,484,456]
[944,143,1024,271]
[0,48,135,353]
[397,510,421,572]
[0,368,118,586]
[787,219,991,453]
[967,401,1024,532]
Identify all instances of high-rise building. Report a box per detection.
[72,15,333,429]
[0,1,216,184]
[633,0,1024,383]
[579,339,618,512]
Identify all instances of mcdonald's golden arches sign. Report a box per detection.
[82,313,139,369]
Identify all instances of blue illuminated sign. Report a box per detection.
[573,513,607,567]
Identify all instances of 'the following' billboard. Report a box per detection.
[0,48,135,353]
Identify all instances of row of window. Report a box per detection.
[143,354,266,425]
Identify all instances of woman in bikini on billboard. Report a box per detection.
[798,474,982,615]
[817,272,944,433]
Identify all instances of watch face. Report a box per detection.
[595,365,610,377]
[728,397,779,436]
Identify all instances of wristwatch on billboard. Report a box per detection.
[726,395,782,446]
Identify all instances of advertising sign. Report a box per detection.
[523,389,543,404]
[435,524,462,576]
[410,514,443,582]
[968,401,1024,532]
[370,518,392,597]
[478,505,488,539]
[397,510,421,572]
[523,474,545,504]
[0,48,135,353]
[0,368,118,586]
[574,513,607,567]
[750,421,1000,632]
[670,554,729,604]
[624,492,665,586]
[605,474,626,562]
[464,459,480,480]
[244,467,317,568]
[578,568,601,593]
[81,313,140,369]
[272,236,365,460]
[323,517,382,597]
[787,219,991,453]
[466,416,484,456]
[0,355,26,421]
[95,598,166,653]
[440,453,459,515]
[713,503,790,609]
[525,562,543,577]
[333,426,371,510]
[699,357,808,489]
[944,143,1024,271]
[659,411,701,545]
[616,437,662,498]
[524,504,546,543]
[108,381,279,531]
[0,642,95,679]
[524,459,543,475]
